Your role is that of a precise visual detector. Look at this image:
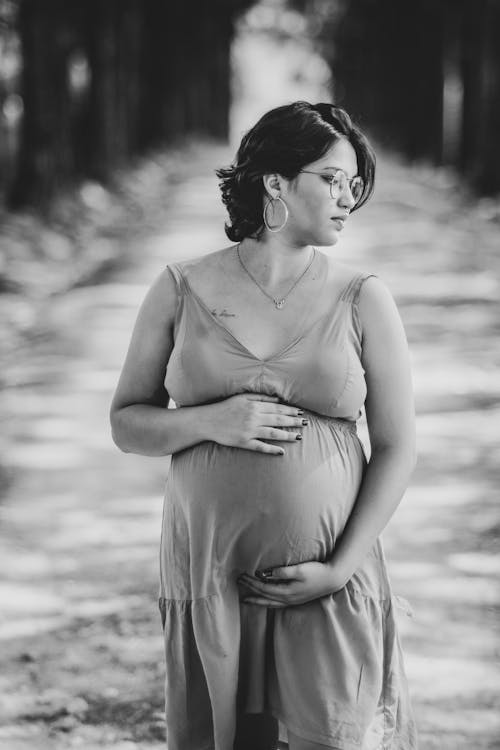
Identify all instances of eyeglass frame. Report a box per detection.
[298,168,365,203]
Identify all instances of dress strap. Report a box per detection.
[166,263,188,296]
[339,273,377,305]
[343,273,378,345]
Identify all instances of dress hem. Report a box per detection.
[268,705,373,750]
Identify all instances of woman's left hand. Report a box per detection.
[237,560,349,607]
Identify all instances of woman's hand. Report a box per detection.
[203,393,308,455]
[237,560,349,607]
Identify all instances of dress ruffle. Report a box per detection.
[158,581,418,750]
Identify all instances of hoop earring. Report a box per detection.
[263,195,289,232]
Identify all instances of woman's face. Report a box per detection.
[266,138,360,247]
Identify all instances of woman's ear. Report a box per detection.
[262,174,281,199]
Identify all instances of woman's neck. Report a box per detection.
[237,238,315,285]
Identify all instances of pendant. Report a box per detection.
[274,299,285,309]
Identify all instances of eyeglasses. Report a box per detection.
[299,168,365,204]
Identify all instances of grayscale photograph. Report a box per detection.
[0,1,499,749]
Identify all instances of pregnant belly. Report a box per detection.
[161,414,366,598]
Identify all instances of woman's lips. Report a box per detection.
[331,218,345,230]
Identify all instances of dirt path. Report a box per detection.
[1,138,499,750]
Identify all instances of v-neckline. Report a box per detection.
[181,268,345,364]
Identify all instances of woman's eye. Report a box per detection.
[323,174,341,186]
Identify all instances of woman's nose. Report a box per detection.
[338,185,356,210]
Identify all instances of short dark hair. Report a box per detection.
[215,101,376,243]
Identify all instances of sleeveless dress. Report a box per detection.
[159,254,418,750]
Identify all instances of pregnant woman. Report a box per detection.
[110,101,418,750]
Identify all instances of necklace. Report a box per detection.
[236,244,316,309]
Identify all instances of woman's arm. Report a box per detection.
[109,268,213,456]
[327,275,417,579]
[110,267,305,457]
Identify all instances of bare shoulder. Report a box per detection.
[321,257,403,335]
[321,255,379,296]
[174,244,237,291]
[174,245,235,273]
[134,258,193,334]
[356,273,397,313]
[144,248,230,335]
[356,274,408,345]
[150,245,232,307]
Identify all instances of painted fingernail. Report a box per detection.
[295,434,302,440]
[297,410,304,415]
[256,568,274,577]
[255,570,269,579]
[302,419,309,425]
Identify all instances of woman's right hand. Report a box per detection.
[205,393,308,455]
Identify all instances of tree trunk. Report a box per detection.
[9,0,254,207]
[326,0,445,163]
[9,0,77,208]
[461,0,500,194]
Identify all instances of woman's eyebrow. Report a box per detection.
[321,166,357,178]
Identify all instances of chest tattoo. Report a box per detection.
[210,308,237,318]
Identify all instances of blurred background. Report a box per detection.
[0,1,499,748]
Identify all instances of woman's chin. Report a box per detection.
[323,231,340,246]
[306,229,341,247]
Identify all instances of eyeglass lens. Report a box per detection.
[333,172,364,202]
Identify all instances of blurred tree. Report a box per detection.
[83,0,144,180]
[8,0,253,209]
[9,0,81,206]
[291,0,445,159]
[291,0,500,196]
[460,0,500,194]
[0,0,22,195]
[139,2,235,147]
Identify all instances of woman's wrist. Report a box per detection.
[325,556,352,592]
[191,401,221,444]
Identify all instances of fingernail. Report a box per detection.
[255,569,273,578]
[297,410,304,415]
[295,434,302,440]
[302,419,309,425]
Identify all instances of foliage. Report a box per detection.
[5,0,255,208]
[287,0,500,195]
